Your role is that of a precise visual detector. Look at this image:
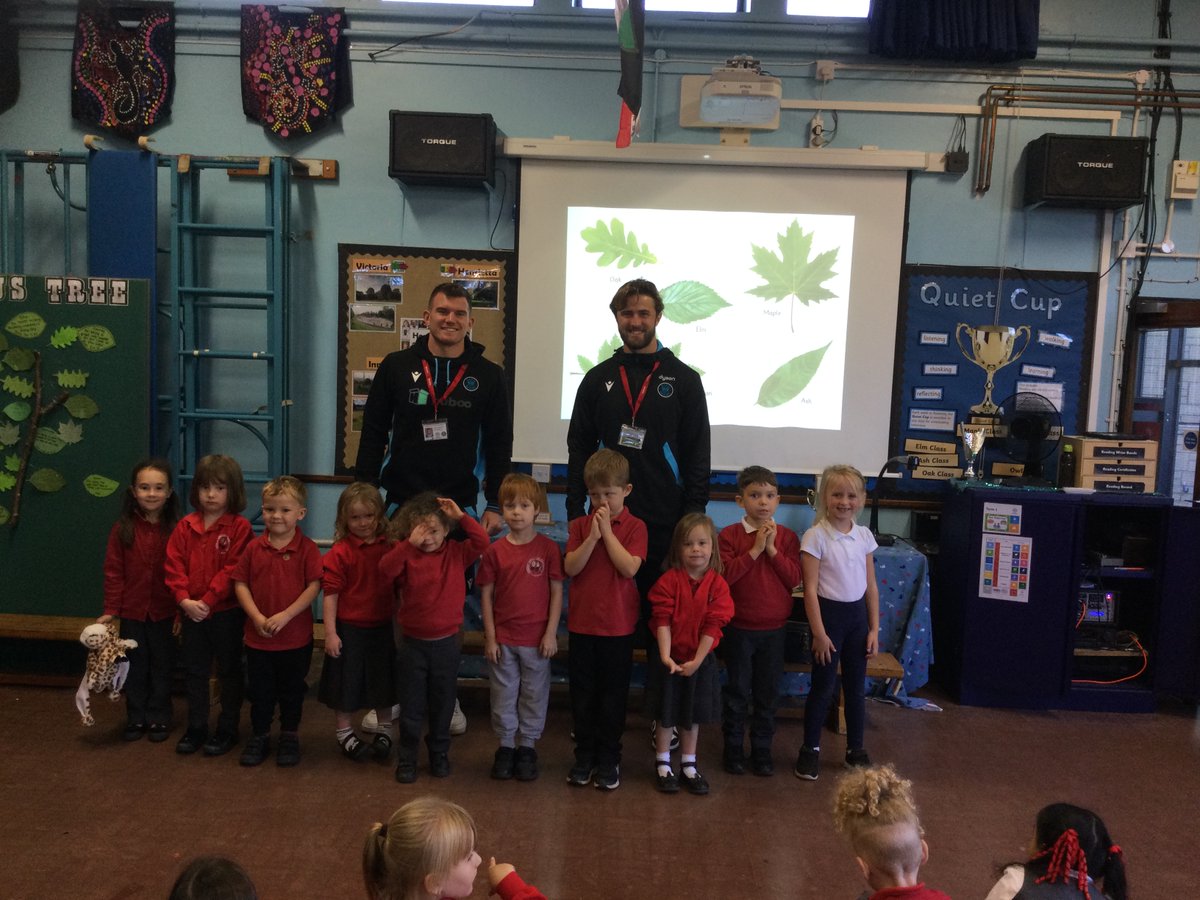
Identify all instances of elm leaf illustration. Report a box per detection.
[29,468,67,492]
[5,311,47,339]
[580,218,657,269]
[0,422,18,445]
[50,326,79,349]
[58,420,84,444]
[4,453,17,472]
[65,395,100,420]
[56,370,90,389]
[660,281,731,324]
[78,325,116,352]
[3,347,35,371]
[0,472,14,492]
[34,427,66,455]
[4,401,31,422]
[756,342,832,408]
[84,474,120,497]
[748,220,840,331]
[3,375,34,398]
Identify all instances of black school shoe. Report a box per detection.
[395,760,418,784]
[147,723,170,743]
[751,748,775,777]
[491,747,515,780]
[203,731,238,757]
[239,734,271,767]
[276,733,301,767]
[123,722,147,742]
[176,729,206,755]
[680,768,710,795]
[514,747,539,782]
[722,747,746,775]
[429,752,451,778]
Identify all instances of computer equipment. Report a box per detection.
[1078,588,1118,626]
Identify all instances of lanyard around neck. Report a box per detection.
[619,360,659,425]
[421,359,468,419]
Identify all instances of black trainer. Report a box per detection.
[794,746,819,780]
[722,748,746,775]
[751,748,775,777]
[514,747,539,782]
[429,752,451,778]
[491,746,516,780]
[176,729,206,755]
[202,731,238,757]
[276,733,301,767]
[239,734,271,767]
[395,760,418,784]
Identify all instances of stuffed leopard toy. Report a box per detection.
[75,622,138,726]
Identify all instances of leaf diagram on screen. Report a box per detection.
[581,216,840,407]
[0,312,117,527]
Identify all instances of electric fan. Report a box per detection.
[995,391,1062,485]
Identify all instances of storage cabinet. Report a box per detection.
[934,486,1200,710]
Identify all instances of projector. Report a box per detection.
[699,66,783,128]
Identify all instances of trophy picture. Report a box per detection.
[961,424,988,481]
[955,323,1031,416]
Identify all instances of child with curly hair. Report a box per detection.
[833,764,951,900]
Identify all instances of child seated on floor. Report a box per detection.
[833,764,951,900]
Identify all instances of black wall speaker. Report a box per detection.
[1024,134,1148,209]
[388,111,497,187]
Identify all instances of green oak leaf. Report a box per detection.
[580,218,657,269]
[749,221,840,332]
[756,342,832,408]
[84,474,120,497]
[0,422,18,445]
[34,427,66,455]
[65,395,99,420]
[660,281,731,324]
[2,375,34,399]
[30,468,67,492]
[4,453,17,472]
[58,419,83,444]
[0,471,14,491]
[50,326,79,349]
[4,401,31,422]
[5,311,47,339]
[3,347,35,371]
[78,325,116,352]
[0,504,8,524]
[55,370,90,389]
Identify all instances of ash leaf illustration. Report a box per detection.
[5,311,47,339]
[756,342,832,408]
[3,375,34,399]
[50,326,79,349]
[78,325,116,352]
[56,370,90,389]
[84,474,120,497]
[4,401,31,422]
[65,395,99,420]
[0,423,18,446]
[34,427,66,455]
[3,347,35,371]
[29,468,67,493]
[581,219,657,269]
[58,420,84,444]
[660,281,731,324]
[749,221,839,332]
[4,453,17,472]
[578,335,623,373]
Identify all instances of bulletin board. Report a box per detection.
[334,244,516,475]
[0,274,150,615]
[890,265,1096,492]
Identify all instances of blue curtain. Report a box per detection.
[868,0,1040,62]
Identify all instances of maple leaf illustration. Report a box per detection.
[748,220,839,332]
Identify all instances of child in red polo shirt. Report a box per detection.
[380,492,489,784]
[233,475,323,768]
[563,449,647,791]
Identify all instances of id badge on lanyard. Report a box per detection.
[619,362,659,451]
[421,359,467,442]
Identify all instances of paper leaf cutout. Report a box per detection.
[756,342,832,408]
[3,347,35,371]
[30,468,67,492]
[4,453,17,472]
[0,472,14,492]
[55,370,90,389]
[58,419,83,444]
[3,401,30,422]
[84,474,120,497]
[5,311,47,339]
[0,505,8,525]
[78,325,116,352]
[0,422,18,445]
[34,427,66,455]
[2,375,34,398]
[748,221,839,306]
[580,219,657,269]
[660,281,731,324]
[50,326,79,349]
[65,395,99,420]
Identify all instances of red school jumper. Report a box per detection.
[103,514,175,622]
[164,511,254,611]
[717,520,802,630]
[565,510,647,637]
[321,536,394,627]
[232,529,323,651]
[648,567,735,662]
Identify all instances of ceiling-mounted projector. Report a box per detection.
[700,56,782,128]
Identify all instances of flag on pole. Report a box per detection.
[615,0,644,148]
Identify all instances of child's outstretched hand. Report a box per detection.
[436,497,465,522]
[488,858,516,892]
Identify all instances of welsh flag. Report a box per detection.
[615,0,644,148]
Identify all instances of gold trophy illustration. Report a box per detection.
[955,323,1031,416]
[960,424,988,481]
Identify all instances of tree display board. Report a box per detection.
[0,275,150,615]
[335,244,515,475]
[890,265,1096,492]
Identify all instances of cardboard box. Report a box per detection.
[1079,473,1153,493]
[1066,436,1158,491]
[1067,435,1158,462]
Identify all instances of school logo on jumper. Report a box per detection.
[216,534,231,555]
[657,383,674,398]
[463,376,479,392]
[526,557,546,577]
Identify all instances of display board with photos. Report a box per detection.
[334,244,515,475]
[889,265,1096,492]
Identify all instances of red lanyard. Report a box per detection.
[421,359,468,419]
[619,361,659,426]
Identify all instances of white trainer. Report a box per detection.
[361,705,400,734]
[450,698,467,736]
